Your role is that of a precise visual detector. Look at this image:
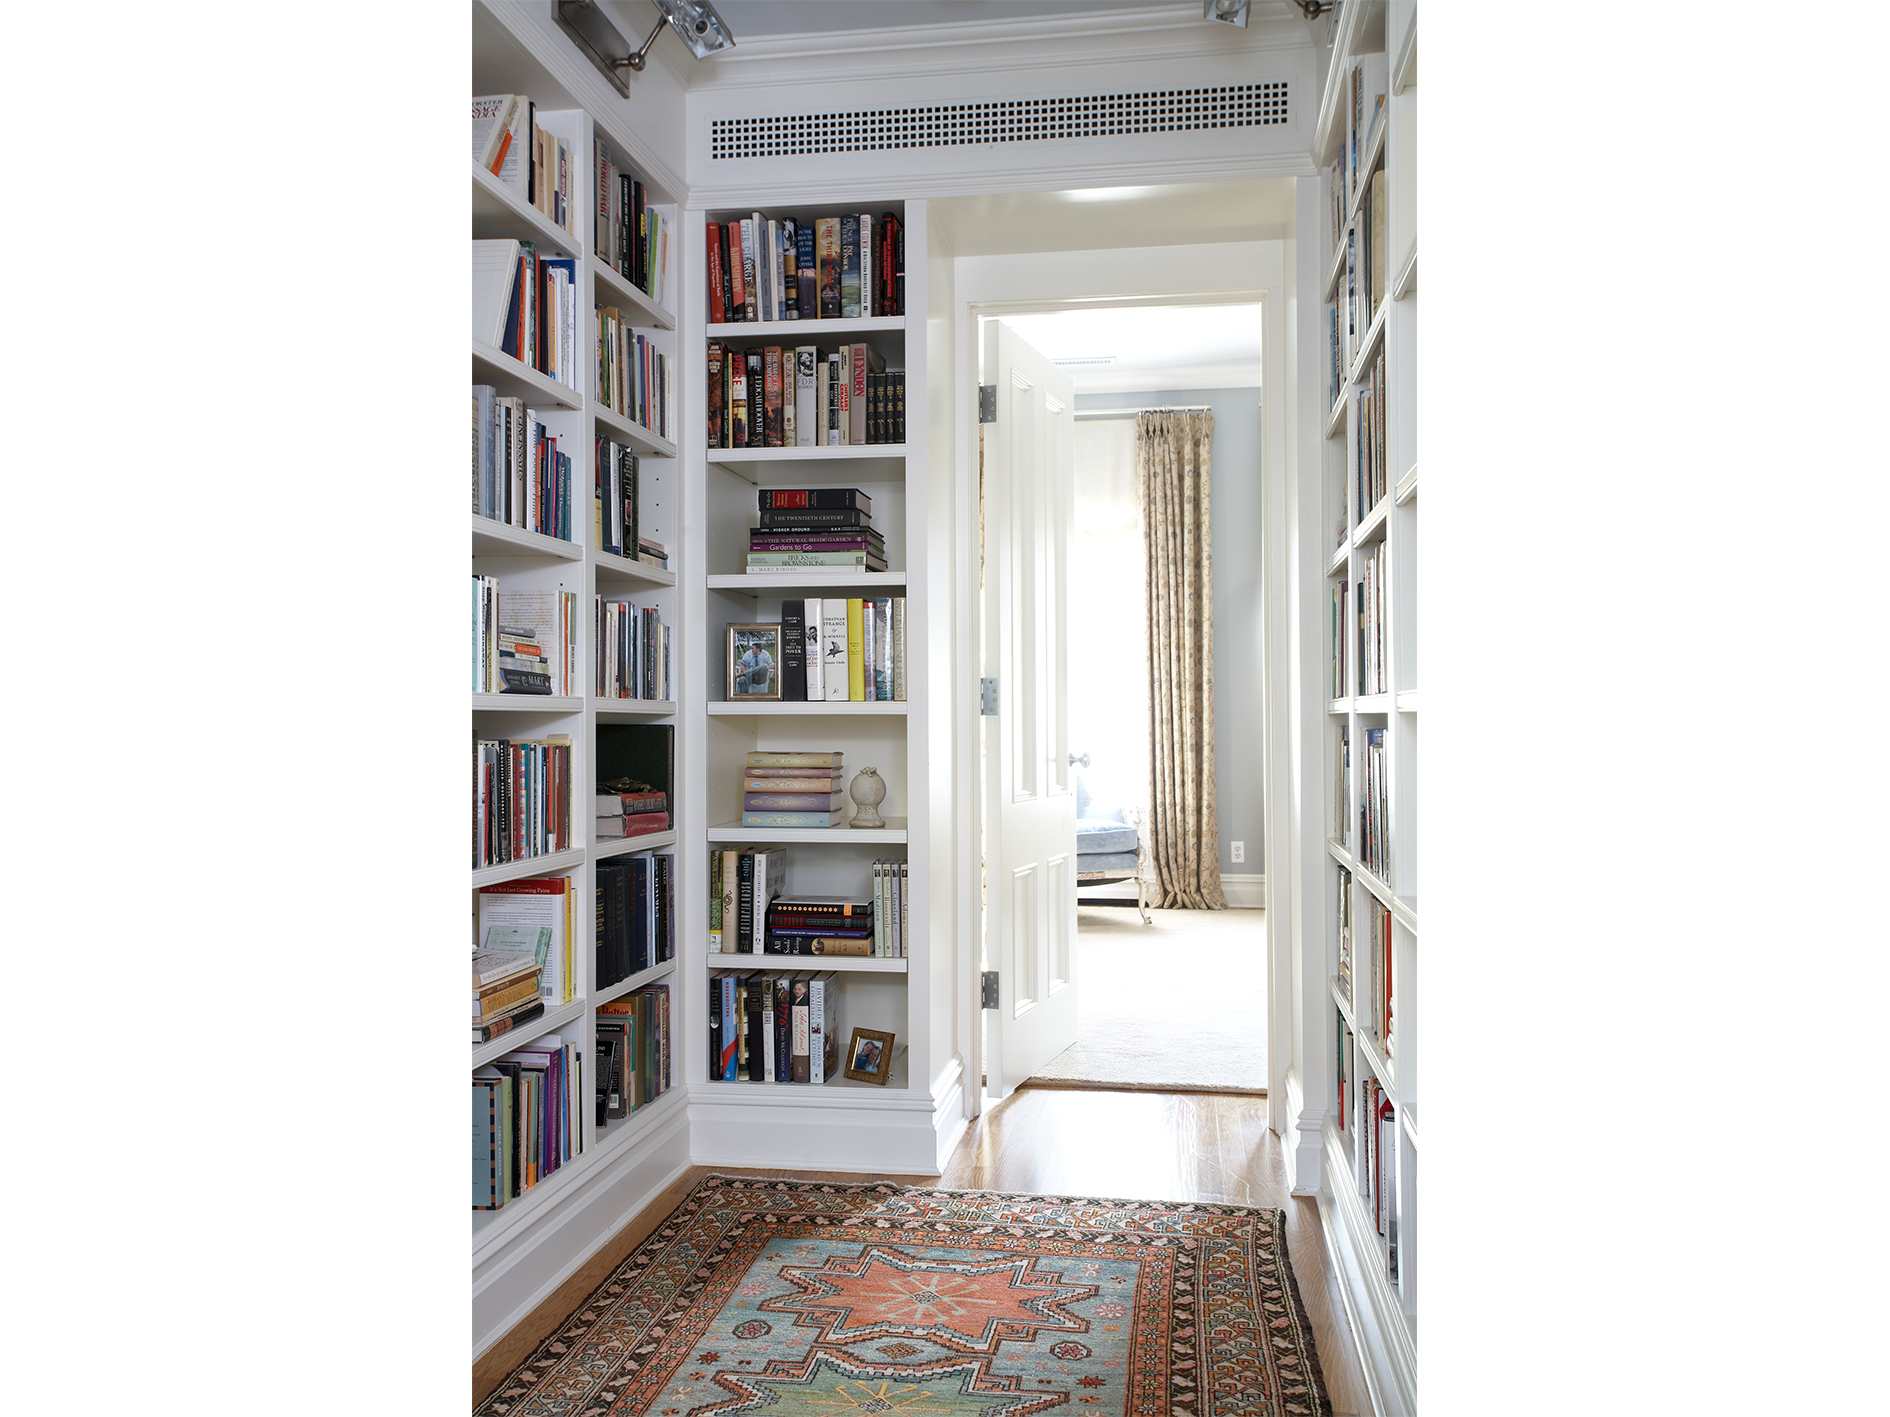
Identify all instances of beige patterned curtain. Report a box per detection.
[1138,410,1226,910]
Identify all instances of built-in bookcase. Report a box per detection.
[1316,2,1418,1413]
[683,199,939,1168]
[469,0,684,1305]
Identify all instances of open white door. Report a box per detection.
[981,320,1078,1100]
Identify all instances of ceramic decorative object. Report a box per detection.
[848,767,886,829]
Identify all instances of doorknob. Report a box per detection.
[1068,752,1090,768]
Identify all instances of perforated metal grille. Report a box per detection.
[709,82,1288,160]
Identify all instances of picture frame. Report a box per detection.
[726,623,782,701]
[844,1027,895,1085]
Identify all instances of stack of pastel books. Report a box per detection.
[741,750,844,828]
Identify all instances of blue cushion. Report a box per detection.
[1076,818,1139,854]
[1078,850,1141,873]
[1074,772,1092,819]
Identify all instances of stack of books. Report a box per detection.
[477,878,574,1007]
[776,597,907,702]
[706,211,903,325]
[741,751,844,828]
[748,488,884,571]
[706,344,904,449]
[595,785,669,839]
[707,969,841,1084]
[765,894,872,957]
[471,938,546,1044]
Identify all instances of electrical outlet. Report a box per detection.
[1230,840,1245,863]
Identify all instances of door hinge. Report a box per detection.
[979,677,998,715]
[978,385,997,423]
[981,971,1000,1008]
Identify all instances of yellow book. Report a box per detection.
[846,599,865,700]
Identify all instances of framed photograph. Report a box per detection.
[844,1027,895,1085]
[726,623,782,701]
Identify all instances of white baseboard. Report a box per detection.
[1318,1123,1418,1417]
[1219,873,1265,908]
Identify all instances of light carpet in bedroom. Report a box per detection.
[1024,904,1267,1095]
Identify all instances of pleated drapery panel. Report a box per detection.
[1138,410,1227,910]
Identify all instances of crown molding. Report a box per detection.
[688,2,1314,92]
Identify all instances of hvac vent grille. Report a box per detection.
[710,82,1288,161]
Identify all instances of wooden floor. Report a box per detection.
[474,1087,1371,1415]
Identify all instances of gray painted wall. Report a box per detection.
[1074,388,1264,875]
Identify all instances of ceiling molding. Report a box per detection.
[688,4,1312,92]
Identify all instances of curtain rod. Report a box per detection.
[1073,404,1212,419]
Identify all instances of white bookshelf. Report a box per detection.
[686,198,937,1173]
[469,0,686,1335]
[1316,4,1419,1415]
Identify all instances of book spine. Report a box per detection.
[744,792,843,810]
[809,975,828,1084]
[839,216,860,318]
[742,811,843,828]
[763,346,784,447]
[817,217,841,318]
[846,599,865,700]
[736,850,754,954]
[892,597,907,701]
[780,599,806,701]
[740,218,757,322]
[794,347,817,448]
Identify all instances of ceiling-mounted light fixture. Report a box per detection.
[556,0,736,98]
[1205,0,1249,27]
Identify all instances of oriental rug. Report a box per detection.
[475,1174,1331,1417]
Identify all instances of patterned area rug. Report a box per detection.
[476,1174,1331,1417]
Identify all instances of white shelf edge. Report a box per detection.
[595,956,679,1006]
[1323,232,1347,298]
[472,338,582,410]
[707,700,908,716]
[593,259,677,332]
[1312,0,1373,158]
[1393,242,1417,302]
[708,571,909,590]
[473,516,585,560]
[1317,1126,1419,1409]
[593,402,678,460]
[471,161,579,255]
[708,314,906,340]
[1327,698,1351,716]
[1393,15,1418,95]
[706,818,909,844]
[1355,497,1390,545]
[472,847,585,890]
[1345,300,1390,391]
[1394,465,1417,505]
[1394,691,1418,714]
[696,1048,914,1100]
[702,954,908,973]
[591,698,680,718]
[590,547,677,586]
[594,828,679,859]
[1326,541,1350,578]
[709,444,907,464]
[471,998,585,1069]
[473,694,583,712]
[1344,117,1390,228]
[1325,391,1347,438]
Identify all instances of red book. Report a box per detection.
[726,223,746,322]
[762,346,784,448]
[622,810,670,836]
[878,216,897,316]
[706,223,725,325]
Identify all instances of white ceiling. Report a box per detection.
[996,302,1262,393]
[709,1,1187,41]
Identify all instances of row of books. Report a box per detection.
[776,598,908,702]
[596,306,674,443]
[1355,350,1387,517]
[474,735,572,869]
[1329,580,1348,700]
[737,750,849,829]
[593,139,672,308]
[1355,540,1386,696]
[595,785,669,841]
[708,342,904,449]
[1359,1074,1399,1284]
[476,874,578,1022]
[473,94,575,236]
[707,212,903,326]
[597,596,672,702]
[708,851,908,957]
[595,984,672,1125]
[1334,864,1354,1000]
[596,850,675,990]
[1363,893,1394,1058]
[709,970,841,1083]
[1335,724,1350,842]
[1337,53,1389,215]
[473,578,577,696]
[1347,172,1389,351]
[1359,725,1389,882]
[472,387,573,540]
[593,440,667,565]
[473,239,580,390]
[472,947,544,1043]
[472,1034,583,1210]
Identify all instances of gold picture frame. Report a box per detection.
[844,1027,895,1085]
[726,623,782,701]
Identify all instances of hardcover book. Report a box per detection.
[816,217,841,318]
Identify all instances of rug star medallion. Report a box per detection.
[475,1176,1332,1417]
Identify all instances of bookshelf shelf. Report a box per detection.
[1344,118,1390,227]
[706,954,907,974]
[1345,299,1389,389]
[594,829,678,859]
[592,402,677,460]
[594,260,677,332]
[701,1048,911,1098]
[707,818,909,845]
[707,700,907,717]
[1394,690,1418,713]
[1327,541,1350,578]
[1393,242,1417,301]
[1330,976,1396,1101]
[590,548,676,586]
[473,339,582,409]
[1326,391,1348,439]
[707,571,909,592]
[1394,464,1418,506]
[1328,698,1351,715]
[709,314,905,339]
[473,999,586,1070]
[592,699,678,718]
[595,957,677,1006]
[1324,231,1347,298]
[472,161,579,255]
[1355,692,1391,713]
[1355,498,1390,545]
[473,693,583,713]
[473,847,585,890]
[473,515,584,560]
[584,1081,686,1163]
